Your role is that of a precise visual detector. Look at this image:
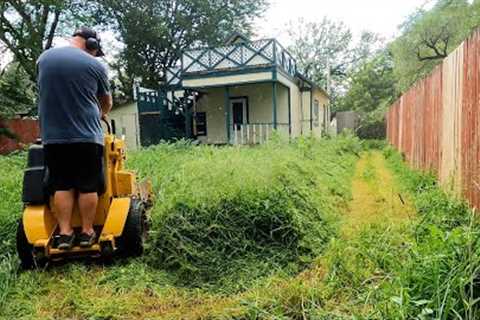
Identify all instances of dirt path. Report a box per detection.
[342,150,415,237]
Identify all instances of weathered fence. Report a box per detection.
[387,30,480,208]
[0,119,40,154]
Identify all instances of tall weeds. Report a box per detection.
[128,136,361,289]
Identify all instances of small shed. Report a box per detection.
[109,101,140,150]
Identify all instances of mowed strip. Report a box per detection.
[342,151,415,238]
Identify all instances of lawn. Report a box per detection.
[0,137,478,319]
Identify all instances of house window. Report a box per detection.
[195,112,207,136]
[314,100,320,127]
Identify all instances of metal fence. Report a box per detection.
[386,30,480,208]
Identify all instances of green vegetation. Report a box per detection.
[391,0,480,92]
[1,138,478,319]
[316,147,479,319]
[130,137,360,289]
[0,137,361,318]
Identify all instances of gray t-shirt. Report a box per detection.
[37,46,110,145]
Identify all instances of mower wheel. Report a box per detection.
[117,198,147,257]
[16,218,35,269]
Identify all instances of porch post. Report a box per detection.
[310,88,313,131]
[287,87,292,137]
[184,90,193,138]
[225,86,231,143]
[272,81,277,129]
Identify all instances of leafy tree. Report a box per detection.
[390,0,476,91]
[339,51,396,113]
[0,62,36,118]
[337,51,397,138]
[287,18,382,109]
[100,0,268,92]
[0,0,99,83]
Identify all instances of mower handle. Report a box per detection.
[101,116,116,135]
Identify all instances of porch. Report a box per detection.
[191,82,291,145]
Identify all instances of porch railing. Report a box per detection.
[232,123,274,145]
[182,39,297,78]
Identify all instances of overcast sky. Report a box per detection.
[255,0,435,44]
[0,0,437,69]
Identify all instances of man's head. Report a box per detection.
[71,27,105,57]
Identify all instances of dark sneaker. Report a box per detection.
[78,232,96,248]
[57,233,75,250]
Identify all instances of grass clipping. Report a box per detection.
[128,136,360,287]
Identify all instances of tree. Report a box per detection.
[0,62,36,118]
[100,0,268,92]
[339,51,396,113]
[287,18,382,109]
[337,50,397,138]
[390,0,476,91]
[0,0,99,83]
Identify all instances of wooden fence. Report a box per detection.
[0,119,40,155]
[386,30,480,208]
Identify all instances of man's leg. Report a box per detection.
[76,143,103,247]
[54,189,75,235]
[78,192,98,235]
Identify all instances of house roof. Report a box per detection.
[295,72,330,98]
[224,32,251,46]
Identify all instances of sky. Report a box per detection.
[0,0,435,70]
[255,0,435,44]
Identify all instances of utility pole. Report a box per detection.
[326,58,331,97]
[325,58,332,134]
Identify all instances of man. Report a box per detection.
[37,27,112,250]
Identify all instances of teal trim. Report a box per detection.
[272,82,277,129]
[183,66,275,79]
[183,39,276,74]
[276,68,297,84]
[186,38,276,52]
[225,86,231,142]
[184,79,275,90]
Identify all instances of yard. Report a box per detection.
[0,136,478,319]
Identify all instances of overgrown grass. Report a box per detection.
[129,136,360,290]
[0,136,361,317]
[0,152,25,305]
[317,147,480,319]
[3,138,475,319]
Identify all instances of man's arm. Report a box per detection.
[98,94,112,118]
[96,62,111,118]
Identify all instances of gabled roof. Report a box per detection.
[224,32,251,45]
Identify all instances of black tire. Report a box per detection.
[16,218,35,269]
[117,199,147,257]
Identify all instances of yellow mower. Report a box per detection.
[16,119,152,268]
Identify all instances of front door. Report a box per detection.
[230,97,248,132]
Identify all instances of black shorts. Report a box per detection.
[44,143,105,194]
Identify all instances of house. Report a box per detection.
[136,33,331,146]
